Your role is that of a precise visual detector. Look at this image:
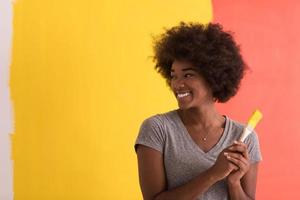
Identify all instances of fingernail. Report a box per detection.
[234,140,239,144]
[224,152,228,156]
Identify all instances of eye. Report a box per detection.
[184,73,194,78]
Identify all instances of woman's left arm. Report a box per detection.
[225,141,260,200]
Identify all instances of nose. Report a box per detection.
[172,78,185,90]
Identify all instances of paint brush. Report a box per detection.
[239,109,263,142]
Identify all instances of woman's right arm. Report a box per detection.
[137,145,236,200]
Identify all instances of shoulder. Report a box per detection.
[141,110,178,129]
[225,116,260,143]
[225,116,245,138]
[226,116,262,160]
[138,109,178,141]
[228,117,246,132]
[135,110,177,153]
[228,117,259,139]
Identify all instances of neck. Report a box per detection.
[177,104,224,129]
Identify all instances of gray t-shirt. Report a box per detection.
[135,110,262,200]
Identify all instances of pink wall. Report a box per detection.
[213,0,300,199]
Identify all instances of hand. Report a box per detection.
[210,149,239,181]
[224,141,250,184]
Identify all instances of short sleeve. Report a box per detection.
[134,116,165,153]
[244,131,262,164]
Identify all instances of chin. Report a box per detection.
[178,103,194,110]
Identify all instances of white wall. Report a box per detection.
[0,0,14,199]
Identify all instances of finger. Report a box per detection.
[226,156,245,172]
[229,162,239,171]
[225,156,250,174]
[227,146,247,158]
[224,153,239,170]
[224,152,246,168]
[228,141,249,158]
[232,141,247,151]
[225,152,248,168]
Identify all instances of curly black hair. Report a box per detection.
[153,22,246,103]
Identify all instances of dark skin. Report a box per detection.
[136,60,259,200]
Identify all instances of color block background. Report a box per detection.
[2,0,299,199]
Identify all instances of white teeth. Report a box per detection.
[177,92,190,98]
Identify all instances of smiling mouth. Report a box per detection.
[176,91,192,99]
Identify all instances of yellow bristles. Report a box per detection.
[247,109,263,129]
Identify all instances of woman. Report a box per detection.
[134,22,262,200]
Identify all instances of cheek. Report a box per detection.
[192,84,211,97]
[169,81,175,91]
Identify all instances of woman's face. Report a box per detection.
[170,60,214,110]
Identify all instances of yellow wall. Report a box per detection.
[10,0,212,199]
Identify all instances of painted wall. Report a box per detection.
[10,0,211,199]
[4,0,299,199]
[213,1,300,199]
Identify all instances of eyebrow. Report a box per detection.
[171,68,197,72]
